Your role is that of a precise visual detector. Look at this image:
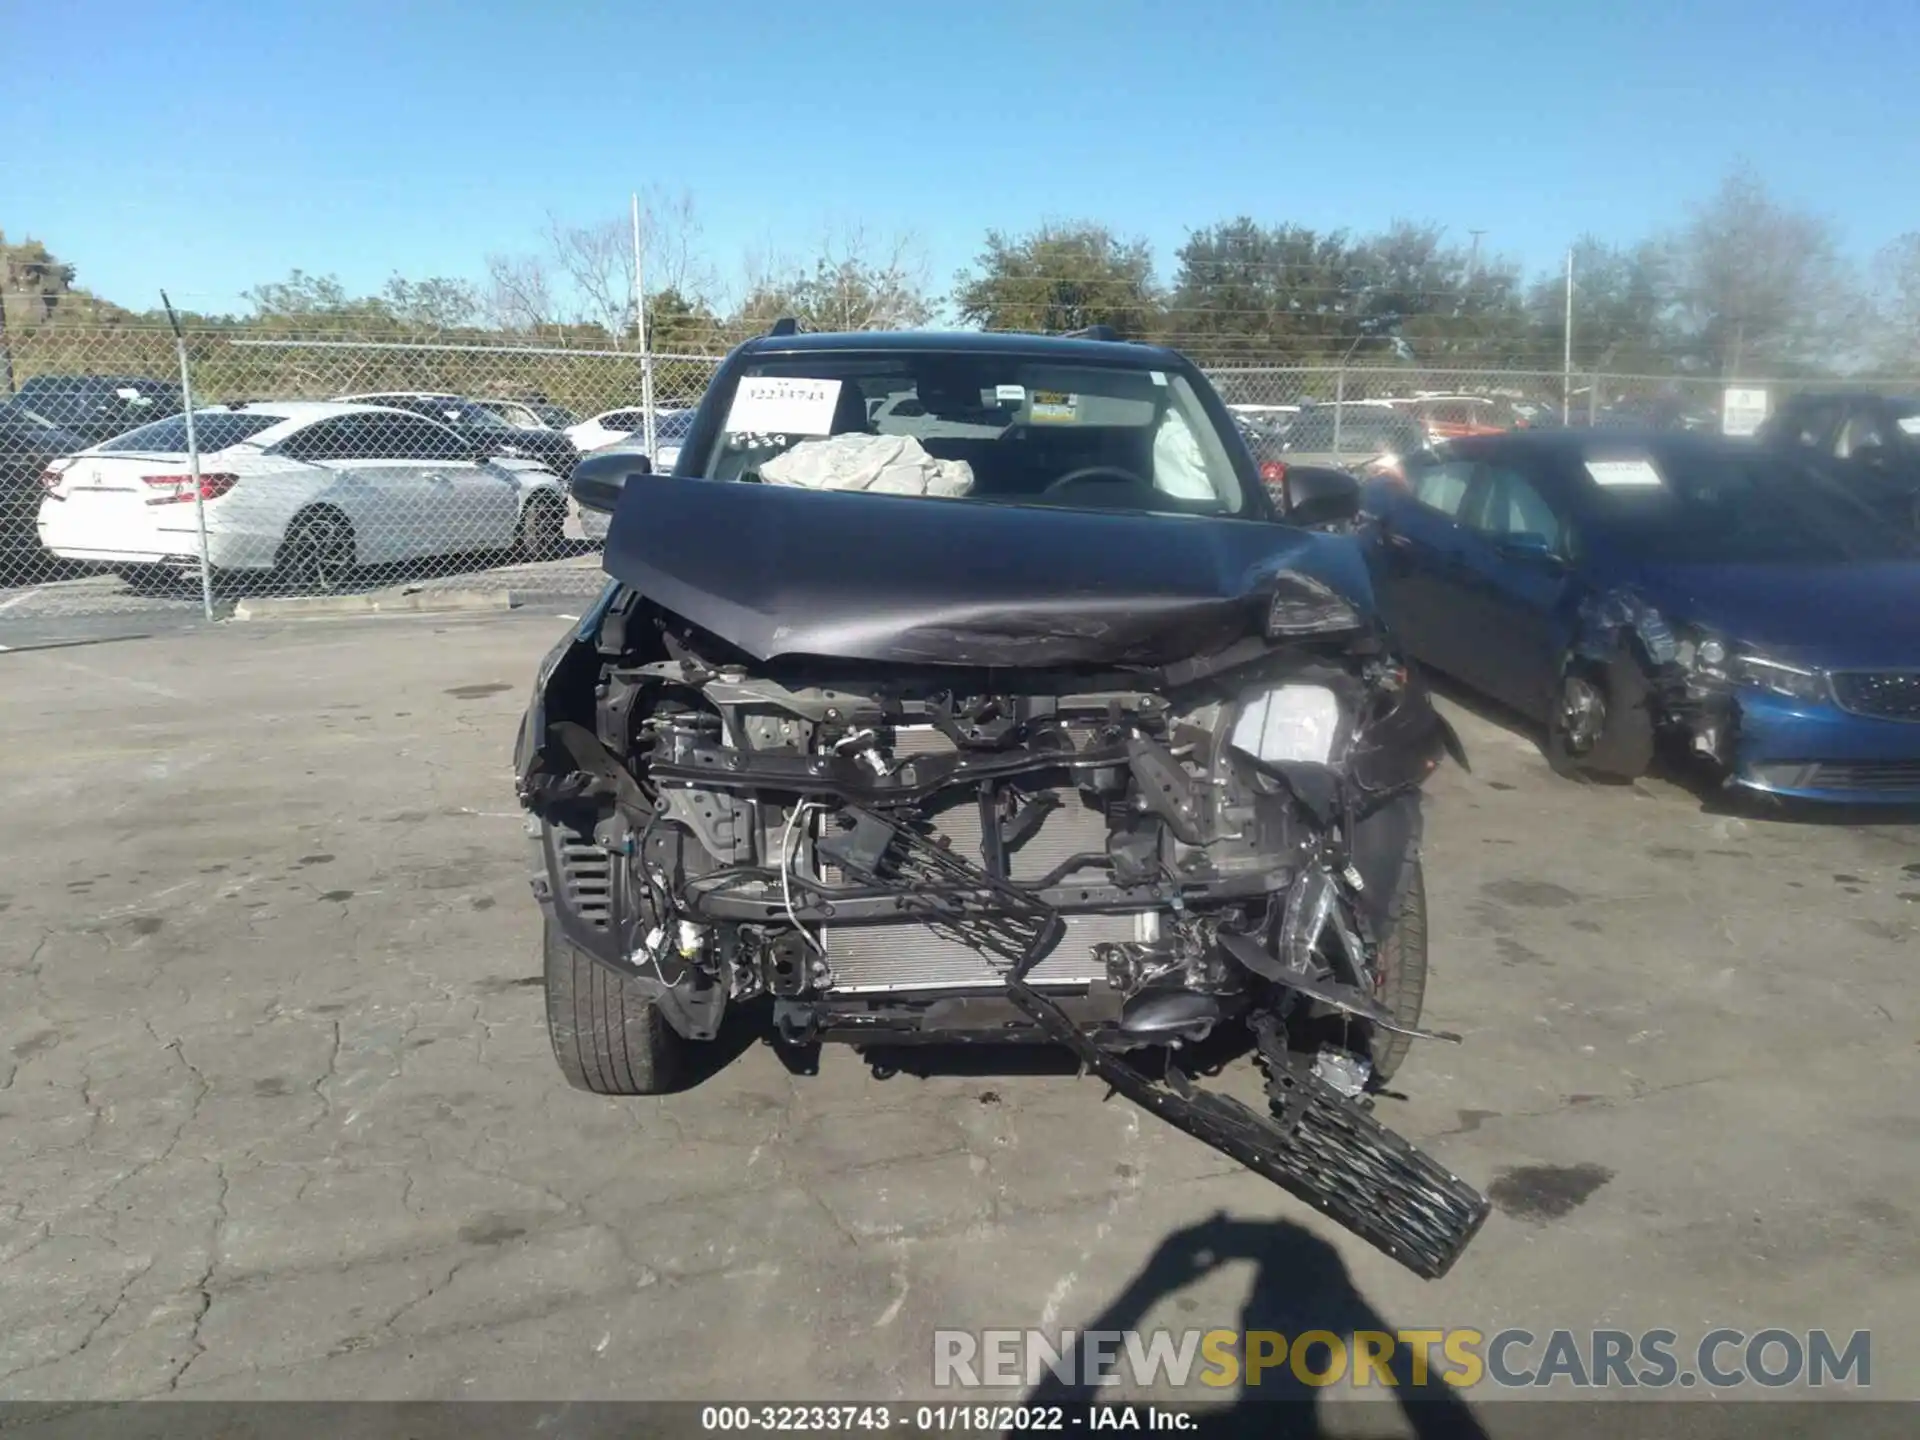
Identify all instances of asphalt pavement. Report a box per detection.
[1,611,1915,1422]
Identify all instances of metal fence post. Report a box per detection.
[1332,368,1345,458]
[1588,371,1602,427]
[160,292,214,622]
[632,193,657,466]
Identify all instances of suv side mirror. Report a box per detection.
[571,450,651,514]
[1281,465,1361,529]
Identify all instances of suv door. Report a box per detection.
[1367,451,1489,681]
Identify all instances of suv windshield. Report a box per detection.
[697,353,1251,515]
[97,411,282,454]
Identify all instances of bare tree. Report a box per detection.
[483,188,715,342]
[807,225,936,331]
[726,224,935,335]
[1868,233,1920,370]
[483,251,557,334]
[549,214,633,337]
[1667,165,1855,375]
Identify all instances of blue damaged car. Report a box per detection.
[1359,428,1920,803]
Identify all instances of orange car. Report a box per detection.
[1389,395,1514,441]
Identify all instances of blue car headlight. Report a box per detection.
[1729,652,1828,703]
[1678,629,1828,703]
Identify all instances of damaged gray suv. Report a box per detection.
[512,326,1490,1278]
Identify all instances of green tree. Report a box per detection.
[645,287,724,352]
[1526,237,1671,373]
[0,233,78,326]
[242,269,397,334]
[952,222,1160,336]
[1167,219,1361,362]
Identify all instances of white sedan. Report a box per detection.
[37,401,569,591]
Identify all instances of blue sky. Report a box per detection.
[7,0,1918,316]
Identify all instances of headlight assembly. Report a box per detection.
[1679,628,1827,703]
[1265,571,1363,638]
[1729,652,1828,703]
[1230,683,1347,766]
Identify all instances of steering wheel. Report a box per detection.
[1042,465,1146,495]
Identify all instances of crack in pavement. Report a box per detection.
[164,1162,229,1393]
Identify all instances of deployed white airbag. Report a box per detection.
[758,433,974,497]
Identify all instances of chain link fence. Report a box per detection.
[1,329,721,638]
[3,326,1915,643]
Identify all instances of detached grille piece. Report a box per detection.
[1830,671,1920,723]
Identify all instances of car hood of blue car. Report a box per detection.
[1627,560,1920,670]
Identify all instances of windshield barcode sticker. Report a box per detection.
[1586,459,1665,488]
[725,377,843,436]
[1899,416,1920,436]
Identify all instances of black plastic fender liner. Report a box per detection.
[1212,931,1460,1044]
[1349,790,1423,940]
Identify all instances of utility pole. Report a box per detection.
[1467,229,1485,277]
[1562,248,1574,424]
[632,192,656,465]
[0,247,15,395]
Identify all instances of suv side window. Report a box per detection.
[1836,408,1888,459]
[1777,398,1840,449]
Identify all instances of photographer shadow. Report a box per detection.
[1023,1212,1490,1440]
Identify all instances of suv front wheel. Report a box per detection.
[542,915,681,1095]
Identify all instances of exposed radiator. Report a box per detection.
[820,724,1139,994]
[825,914,1135,994]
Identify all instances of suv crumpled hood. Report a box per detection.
[600,474,1373,667]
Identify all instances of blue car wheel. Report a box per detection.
[1547,654,1656,782]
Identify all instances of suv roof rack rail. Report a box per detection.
[766,316,802,337]
[1060,324,1122,342]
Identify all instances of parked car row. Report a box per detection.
[0,374,702,588]
[33,402,571,591]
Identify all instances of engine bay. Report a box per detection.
[517,594,1491,1278]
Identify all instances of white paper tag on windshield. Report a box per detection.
[994,384,1025,403]
[725,377,843,436]
[1586,459,1665,488]
[1899,416,1920,437]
